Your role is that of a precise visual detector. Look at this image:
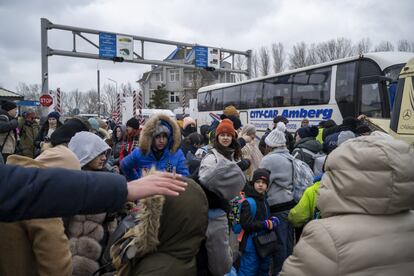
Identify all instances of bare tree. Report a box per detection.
[306,43,319,66]
[271,42,285,73]
[289,42,308,69]
[313,38,354,63]
[15,82,42,115]
[251,50,259,78]
[355,37,372,54]
[374,41,394,52]
[234,55,246,82]
[84,89,99,114]
[59,90,71,114]
[397,40,413,52]
[69,89,85,113]
[120,82,134,96]
[102,83,118,114]
[16,82,41,100]
[258,46,271,76]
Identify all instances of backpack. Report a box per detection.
[229,193,256,241]
[295,148,326,175]
[286,153,315,202]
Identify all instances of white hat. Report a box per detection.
[265,122,286,147]
[337,131,356,146]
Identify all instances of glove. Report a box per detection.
[270,216,280,227]
[237,159,251,171]
[263,217,280,230]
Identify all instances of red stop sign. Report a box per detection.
[39,94,53,107]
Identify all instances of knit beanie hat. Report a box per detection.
[1,100,17,112]
[126,117,140,130]
[337,131,356,146]
[273,115,289,124]
[356,124,371,135]
[227,115,242,131]
[265,122,286,147]
[153,121,171,137]
[68,131,110,167]
[297,126,319,139]
[223,105,239,118]
[252,168,270,185]
[88,118,100,132]
[51,118,89,146]
[47,111,60,121]
[216,119,236,138]
[183,116,196,129]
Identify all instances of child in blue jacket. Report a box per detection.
[239,168,279,276]
[121,114,189,180]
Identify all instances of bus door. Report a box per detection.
[239,111,248,127]
[357,76,390,118]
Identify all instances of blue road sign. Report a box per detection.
[16,100,40,107]
[194,46,208,68]
[99,32,116,58]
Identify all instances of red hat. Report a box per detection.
[216,119,236,138]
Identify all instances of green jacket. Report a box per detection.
[119,178,208,276]
[19,121,40,158]
[288,181,320,227]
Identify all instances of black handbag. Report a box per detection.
[253,230,278,258]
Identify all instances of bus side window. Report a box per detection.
[360,83,382,118]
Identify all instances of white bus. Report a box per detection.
[197,52,414,133]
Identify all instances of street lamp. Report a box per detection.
[107,78,118,95]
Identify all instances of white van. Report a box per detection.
[136,109,176,122]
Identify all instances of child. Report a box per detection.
[238,168,279,276]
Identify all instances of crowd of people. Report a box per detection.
[0,99,413,276]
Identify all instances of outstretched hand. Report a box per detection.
[126,172,188,201]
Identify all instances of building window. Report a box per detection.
[185,72,196,81]
[169,91,180,103]
[154,73,162,82]
[169,69,180,82]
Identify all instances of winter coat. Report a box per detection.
[0,109,17,154]
[198,147,245,276]
[241,141,263,181]
[281,136,414,276]
[0,146,79,276]
[67,213,117,275]
[118,178,208,276]
[259,148,295,211]
[111,125,126,165]
[288,181,320,227]
[121,114,189,180]
[0,163,128,222]
[292,137,323,170]
[239,186,270,252]
[19,120,40,158]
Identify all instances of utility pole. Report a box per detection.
[97,69,100,116]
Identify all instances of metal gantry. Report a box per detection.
[40,18,252,115]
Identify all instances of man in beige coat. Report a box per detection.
[0,145,78,276]
[281,135,414,276]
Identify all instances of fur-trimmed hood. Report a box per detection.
[139,114,181,155]
[113,177,208,275]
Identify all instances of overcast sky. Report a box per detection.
[0,0,413,94]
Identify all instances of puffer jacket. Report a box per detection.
[281,135,414,276]
[0,146,78,276]
[0,109,17,154]
[259,148,294,211]
[116,178,208,276]
[120,114,189,180]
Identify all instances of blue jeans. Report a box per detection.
[239,236,271,276]
[271,211,293,275]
